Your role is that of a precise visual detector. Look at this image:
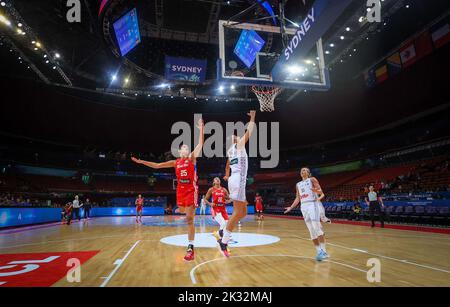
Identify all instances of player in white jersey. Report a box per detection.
[217,110,256,257]
[284,167,329,261]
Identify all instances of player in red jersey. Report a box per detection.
[203,177,232,241]
[131,119,204,261]
[255,193,264,220]
[135,194,144,224]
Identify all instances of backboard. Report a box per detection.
[217,20,330,91]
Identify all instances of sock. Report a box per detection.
[188,240,194,249]
[219,229,224,238]
[222,229,231,244]
[320,243,327,253]
[315,245,321,253]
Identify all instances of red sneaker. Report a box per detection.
[184,248,195,261]
[217,239,230,258]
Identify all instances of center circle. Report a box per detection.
[160,232,280,248]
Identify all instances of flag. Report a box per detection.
[414,31,433,60]
[431,21,450,49]
[364,68,376,88]
[386,52,402,76]
[375,63,388,84]
[399,42,417,68]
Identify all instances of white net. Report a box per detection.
[251,85,283,112]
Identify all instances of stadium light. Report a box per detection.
[230,85,235,90]
[0,15,11,26]
[340,36,345,40]
[218,85,224,92]
[55,53,60,59]
[345,27,351,32]
[0,2,5,7]
[329,43,335,47]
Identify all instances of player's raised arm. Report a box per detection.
[131,157,176,169]
[284,187,301,214]
[191,118,205,160]
[203,188,214,206]
[237,110,256,149]
[223,159,230,181]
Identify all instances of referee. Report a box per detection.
[365,185,385,228]
[72,195,82,221]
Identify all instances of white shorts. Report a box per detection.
[300,201,321,222]
[228,173,247,202]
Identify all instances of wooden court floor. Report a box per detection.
[0,215,449,287]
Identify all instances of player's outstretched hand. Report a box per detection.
[131,157,141,164]
[223,175,229,181]
[284,207,292,214]
[247,110,256,119]
[196,118,204,129]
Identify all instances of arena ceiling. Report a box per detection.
[1,0,448,103]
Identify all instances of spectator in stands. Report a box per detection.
[365,185,385,228]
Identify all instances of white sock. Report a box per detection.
[320,243,327,253]
[222,229,232,244]
[315,245,321,253]
[220,220,228,231]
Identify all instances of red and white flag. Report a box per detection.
[399,43,417,68]
[431,23,450,48]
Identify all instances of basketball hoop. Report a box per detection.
[251,85,282,112]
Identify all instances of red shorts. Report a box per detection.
[176,185,197,207]
[256,204,263,212]
[136,206,143,213]
[211,205,229,220]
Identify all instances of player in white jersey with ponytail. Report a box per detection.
[284,167,329,261]
[217,110,256,257]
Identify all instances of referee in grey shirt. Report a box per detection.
[365,185,384,228]
[72,195,83,221]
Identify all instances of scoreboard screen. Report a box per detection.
[113,8,141,56]
[233,29,266,68]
